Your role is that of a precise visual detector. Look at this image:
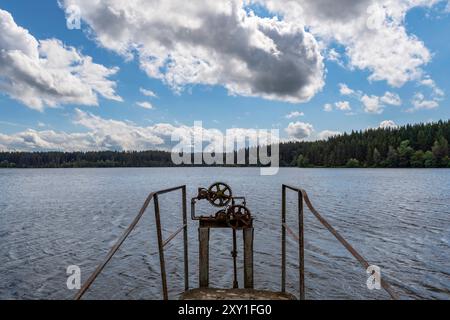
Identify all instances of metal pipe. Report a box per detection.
[282,184,399,300]
[182,186,189,292]
[74,191,156,300]
[74,185,189,300]
[282,223,299,241]
[232,228,238,288]
[154,194,168,300]
[298,192,305,300]
[300,189,399,300]
[162,224,186,247]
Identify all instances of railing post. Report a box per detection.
[154,194,168,300]
[281,185,286,293]
[298,191,305,300]
[182,186,189,292]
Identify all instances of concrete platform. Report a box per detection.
[180,288,297,300]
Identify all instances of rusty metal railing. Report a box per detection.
[281,184,399,300]
[74,185,188,300]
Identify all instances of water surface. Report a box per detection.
[0,168,449,299]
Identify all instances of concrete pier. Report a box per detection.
[181,288,297,300]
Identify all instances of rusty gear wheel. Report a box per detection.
[214,209,228,222]
[227,205,252,229]
[207,182,232,207]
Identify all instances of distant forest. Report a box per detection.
[1,120,449,168]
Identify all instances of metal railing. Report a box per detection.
[281,184,399,300]
[74,185,188,300]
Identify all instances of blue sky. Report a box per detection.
[0,0,449,151]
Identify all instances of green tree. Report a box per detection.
[372,148,381,167]
[410,150,425,168]
[385,146,398,168]
[423,151,436,168]
[346,158,360,168]
[397,140,414,167]
[416,129,428,151]
[431,136,449,167]
[443,156,450,168]
[295,154,310,167]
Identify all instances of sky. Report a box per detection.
[0,0,449,151]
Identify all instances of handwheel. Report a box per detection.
[207,182,232,207]
[227,205,252,229]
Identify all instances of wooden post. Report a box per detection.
[198,227,210,288]
[243,227,254,289]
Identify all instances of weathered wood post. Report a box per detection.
[198,227,210,288]
[243,227,254,288]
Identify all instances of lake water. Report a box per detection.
[0,168,449,300]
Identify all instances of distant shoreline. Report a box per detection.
[1,165,449,169]
[2,120,449,169]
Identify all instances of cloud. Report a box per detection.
[0,109,280,151]
[361,95,383,114]
[323,101,351,112]
[339,83,354,96]
[284,122,340,141]
[0,9,121,111]
[260,0,440,87]
[419,76,445,99]
[409,92,439,111]
[317,130,341,140]
[335,101,351,111]
[361,91,401,113]
[380,92,402,106]
[378,120,398,129]
[406,76,444,112]
[323,103,333,112]
[140,88,158,98]
[59,0,325,104]
[326,48,345,67]
[285,111,304,119]
[285,121,314,140]
[136,101,153,109]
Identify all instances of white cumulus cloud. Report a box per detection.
[378,120,398,129]
[136,101,153,109]
[339,83,354,96]
[380,92,402,106]
[409,92,439,111]
[0,9,121,111]
[285,121,314,140]
[285,111,305,119]
[335,101,351,111]
[259,0,441,87]
[361,91,401,114]
[140,88,158,98]
[59,0,325,104]
[317,130,341,140]
[0,110,280,152]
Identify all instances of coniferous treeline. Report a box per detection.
[0,120,449,168]
[280,120,450,168]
